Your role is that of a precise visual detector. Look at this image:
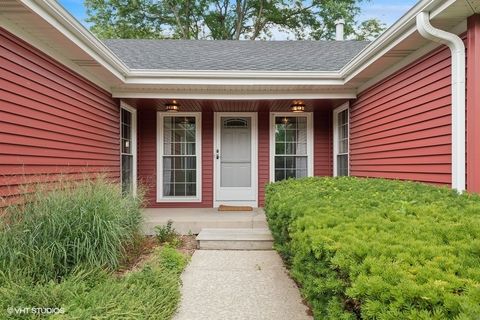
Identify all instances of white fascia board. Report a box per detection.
[125,70,344,86]
[111,91,357,100]
[357,19,467,93]
[21,0,460,89]
[340,0,458,83]
[128,70,340,79]
[21,0,129,81]
[124,76,345,86]
[0,16,111,91]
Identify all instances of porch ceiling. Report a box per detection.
[123,98,346,113]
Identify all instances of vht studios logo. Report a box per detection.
[7,306,65,315]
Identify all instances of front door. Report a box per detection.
[214,113,257,206]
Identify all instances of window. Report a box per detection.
[334,104,349,177]
[157,113,201,201]
[120,103,136,194]
[271,113,313,182]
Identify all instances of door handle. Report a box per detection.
[216,149,220,160]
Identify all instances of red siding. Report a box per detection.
[467,14,480,193]
[0,27,119,206]
[314,108,333,176]
[350,45,455,185]
[257,110,270,206]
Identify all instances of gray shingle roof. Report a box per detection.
[102,39,369,72]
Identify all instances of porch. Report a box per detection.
[122,98,350,209]
[142,207,268,235]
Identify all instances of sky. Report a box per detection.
[59,0,418,38]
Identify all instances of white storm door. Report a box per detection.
[214,113,257,204]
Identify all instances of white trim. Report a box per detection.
[357,20,467,94]
[19,0,128,79]
[416,11,466,192]
[213,112,258,207]
[156,112,202,202]
[0,17,111,91]
[9,0,465,88]
[269,112,314,182]
[111,91,357,100]
[333,102,350,177]
[120,101,137,194]
[340,0,459,83]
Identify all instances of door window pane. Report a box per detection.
[274,116,309,182]
[162,116,197,197]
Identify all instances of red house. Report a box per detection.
[1,0,480,209]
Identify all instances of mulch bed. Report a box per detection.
[117,235,197,276]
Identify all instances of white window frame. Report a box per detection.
[333,102,350,177]
[269,112,314,182]
[120,101,137,195]
[156,112,202,202]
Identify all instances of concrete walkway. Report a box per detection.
[174,250,312,320]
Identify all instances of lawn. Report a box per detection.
[0,178,188,319]
[265,177,480,319]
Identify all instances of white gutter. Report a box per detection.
[416,11,466,192]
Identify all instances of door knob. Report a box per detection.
[215,149,220,159]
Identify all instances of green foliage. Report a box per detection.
[355,18,386,41]
[0,247,188,319]
[155,219,179,244]
[85,0,165,39]
[84,0,386,40]
[265,177,480,319]
[0,177,144,282]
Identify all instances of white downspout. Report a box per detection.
[416,11,466,193]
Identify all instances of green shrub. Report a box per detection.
[0,177,144,282]
[155,220,179,244]
[0,247,188,319]
[265,177,480,319]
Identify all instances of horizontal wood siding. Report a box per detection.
[350,45,455,185]
[258,110,270,206]
[467,15,480,193]
[0,27,119,206]
[314,108,333,176]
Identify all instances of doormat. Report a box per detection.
[218,205,253,212]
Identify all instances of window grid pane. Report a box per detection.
[274,116,308,182]
[163,116,197,197]
[336,109,349,176]
[121,108,133,194]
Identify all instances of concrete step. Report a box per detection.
[143,208,268,235]
[196,228,274,250]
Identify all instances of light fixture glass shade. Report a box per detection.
[165,100,180,112]
[290,100,306,113]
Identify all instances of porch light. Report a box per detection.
[290,100,305,113]
[165,100,180,112]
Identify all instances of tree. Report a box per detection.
[85,0,164,39]
[85,0,387,41]
[355,18,386,41]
